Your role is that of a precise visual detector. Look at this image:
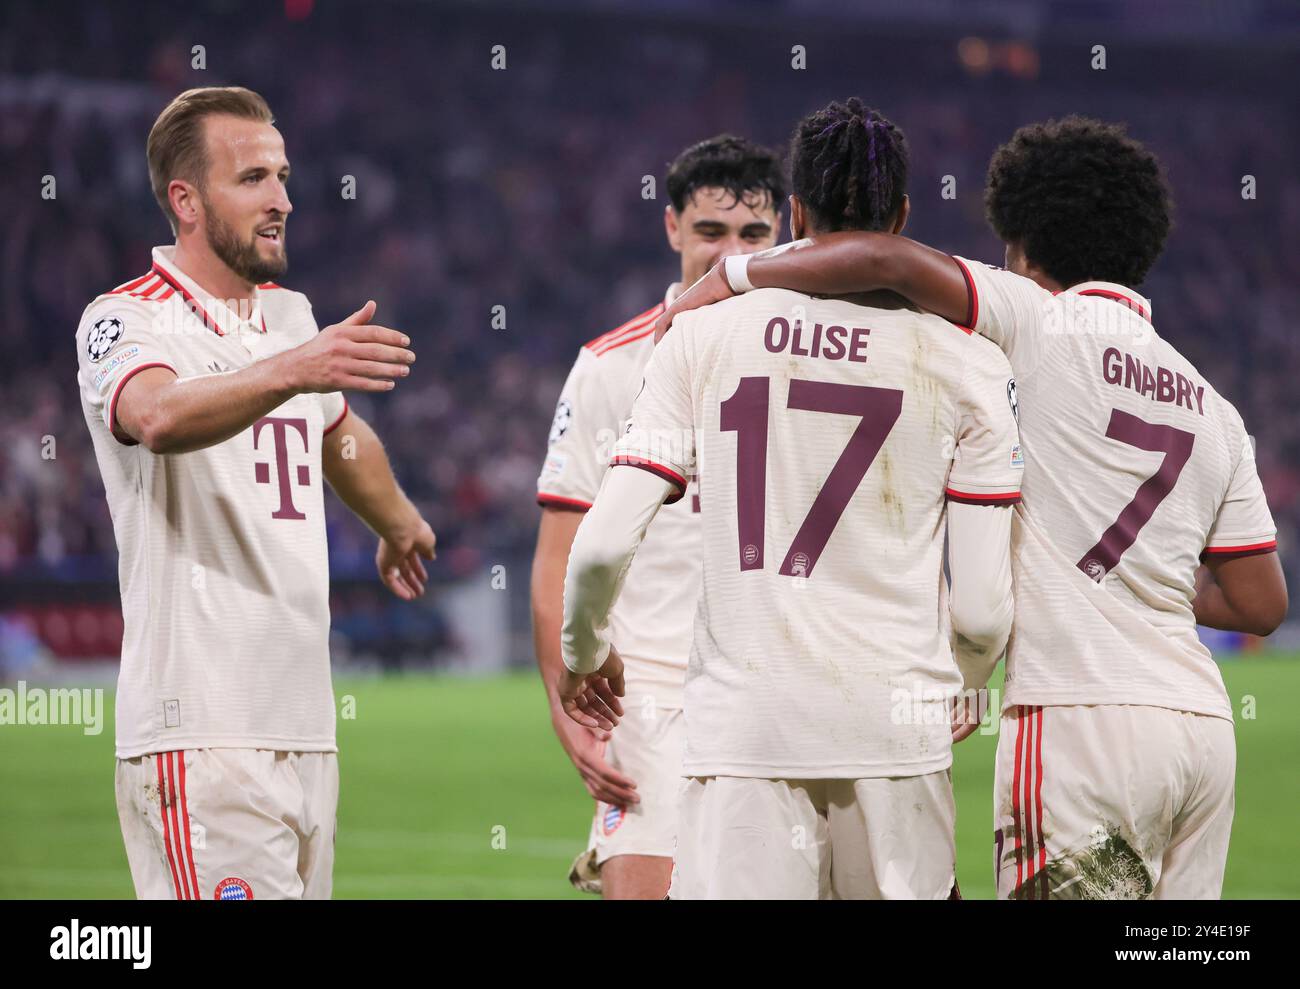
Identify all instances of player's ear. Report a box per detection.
[169,179,201,232]
[789,195,806,241]
[664,204,683,254]
[891,195,910,235]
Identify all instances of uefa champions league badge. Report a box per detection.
[601,804,625,836]
[214,877,254,900]
[86,315,126,362]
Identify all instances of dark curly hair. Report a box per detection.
[665,134,786,214]
[790,98,909,233]
[985,116,1173,288]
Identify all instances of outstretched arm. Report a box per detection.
[114,301,414,454]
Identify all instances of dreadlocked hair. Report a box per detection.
[790,97,909,233]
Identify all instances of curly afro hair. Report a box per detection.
[790,97,909,233]
[984,116,1172,288]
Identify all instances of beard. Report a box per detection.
[204,205,288,285]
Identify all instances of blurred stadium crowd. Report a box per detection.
[1,1,1297,662]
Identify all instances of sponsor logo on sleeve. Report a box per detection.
[90,345,140,390]
[540,452,566,481]
[1010,443,1024,469]
[86,315,126,362]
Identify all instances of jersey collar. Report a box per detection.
[1063,280,1153,324]
[150,246,267,337]
[664,282,683,308]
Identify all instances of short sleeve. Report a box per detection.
[946,336,1023,505]
[1204,427,1277,560]
[321,393,349,435]
[537,348,620,510]
[952,256,1054,375]
[610,318,695,504]
[76,299,178,445]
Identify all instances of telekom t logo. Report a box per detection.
[253,417,310,520]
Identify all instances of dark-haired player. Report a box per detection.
[531,135,784,898]
[658,116,1287,898]
[558,100,1021,899]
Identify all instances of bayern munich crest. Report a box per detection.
[601,803,625,836]
[214,876,254,900]
[86,315,125,362]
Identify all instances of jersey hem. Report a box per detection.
[999,692,1233,723]
[946,487,1021,506]
[950,255,978,332]
[108,361,178,445]
[537,492,593,510]
[1201,539,1277,561]
[682,753,952,780]
[609,456,688,502]
[323,398,349,435]
[116,737,339,759]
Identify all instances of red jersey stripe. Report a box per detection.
[1035,707,1048,899]
[1021,706,1037,898]
[610,455,688,503]
[584,304,664,352]
[592,322,658,356]
[1078,288,1150,323]
[137,276,170,300]
[537,493,593,510]
[155,754,184,899]
[324,398,350,435]
[111,272,155,295]
[150,262,224,336]
[1011,706,1025,895]
[164,752,191,899]
[1204,540,1277,555]
[108,362,178,446]
[177,751,201,898]
[945,488,1021,506]
[951,256,978,333]
[122,275,163,299]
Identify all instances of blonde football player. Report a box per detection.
[77,87,435,900]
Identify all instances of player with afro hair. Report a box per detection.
[984,115,1172,290]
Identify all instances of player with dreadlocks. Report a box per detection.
[556,99,1023,898]
[656,116,1287,899]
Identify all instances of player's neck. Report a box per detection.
[171,239,257,307]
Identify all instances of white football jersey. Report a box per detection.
[77,246,347,758]
[953,258,1277,721]
[613,287,1023,779]
[538,289,701,705]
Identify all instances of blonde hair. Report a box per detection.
[147,87,274,233]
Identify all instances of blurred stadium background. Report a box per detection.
[1,0,1297,897]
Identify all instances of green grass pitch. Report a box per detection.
[2,656,1297,898]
